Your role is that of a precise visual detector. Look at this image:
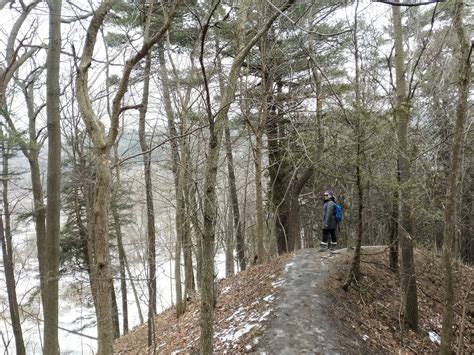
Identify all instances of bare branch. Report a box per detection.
[118,104,142,114]
[61,12,94,24]
[373,0,445,6]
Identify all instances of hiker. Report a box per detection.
[319,190,337,251]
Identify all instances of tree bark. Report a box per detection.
[344,0,364,290]
[440,1,471,353]
[138,48,158,343]
[44,0,62,352]
[225,199,235,277]
[224,121,246,271]
[157,42,186,316]
[0,131,25,355]
[215,36,246,271]
[389,184,400,272]
[391,1,418,331]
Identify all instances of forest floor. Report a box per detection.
[114,246,473,354]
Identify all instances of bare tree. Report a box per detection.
[75,1,180,353]
[390,0,419,330]
[0,128,25,355]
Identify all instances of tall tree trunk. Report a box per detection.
[157,43,186,316]
[254,129,265,262]
[344,0,364,290]
[440,1,471,353]
[112,196,129,334]
[391,1,418,331]
[224,123,246,271]
[137,3,158,345]
[91,153,114,354]
[0,133,25,355]
[253,27,271,264]
[111,144,130,333]
[138,50,158,342]
[215,37,246,272]
[44,0,62,352]
[180,111,193,303]
[3,76,43,355]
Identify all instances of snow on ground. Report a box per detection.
[0,225,231,354]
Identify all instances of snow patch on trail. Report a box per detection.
[284,261,295,272]
[428,331,440,344]
[216,293,277,351]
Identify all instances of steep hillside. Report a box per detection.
[114,253,292,353]
[114,247,473,354]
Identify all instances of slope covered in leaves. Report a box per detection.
[114,253,292,354]
[323,247,473,354]
[114,247,473,353]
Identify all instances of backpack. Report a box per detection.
[334,203,343,224]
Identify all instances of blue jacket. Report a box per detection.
[323,200,337,230]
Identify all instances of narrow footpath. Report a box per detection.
[253,248,365,354]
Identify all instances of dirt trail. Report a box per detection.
[253,248,364,354]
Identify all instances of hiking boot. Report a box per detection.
[318,243,328,252]
[329,242,338,251]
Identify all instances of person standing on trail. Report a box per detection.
[319,190,337,251]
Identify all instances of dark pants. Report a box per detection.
[321,228,337,246]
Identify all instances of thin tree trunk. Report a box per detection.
[138,50,158,343]
[3,78,44,355]
[389,179,399,272]
[215,37,246,272]
[180,111,193,302]
[111,144,129,333]
[344,0,364,290]
[391,1,418,331]
[112,200,129,334]
[189,182,202,290]
[254,130,265,262]
[253,26,270,264]
[157,43,186,316]
[44,0,62,352]
[0,133,25,355]
[440,1,471,353]
[224,124,246,271]
[111,283,120,339]
[225,199,235,277]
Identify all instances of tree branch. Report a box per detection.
[373,0,445,6]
